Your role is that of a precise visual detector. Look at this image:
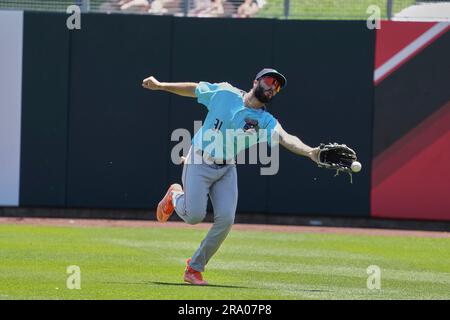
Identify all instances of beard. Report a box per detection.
[254,83,273,104]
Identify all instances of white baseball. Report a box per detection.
[351,161,362,173]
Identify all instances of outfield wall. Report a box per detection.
[372,21,450,221]
[0,11,449,221]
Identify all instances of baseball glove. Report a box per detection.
[317,143,358,182]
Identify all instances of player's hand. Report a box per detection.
[142,76,164,91]
[307,147,320,164]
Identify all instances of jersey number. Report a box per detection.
[214,118,223,131]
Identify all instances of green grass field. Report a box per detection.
[1,223,449,300]
[256,0,416,19]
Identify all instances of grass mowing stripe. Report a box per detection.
[210,260,450,284]
[0,224,449,299]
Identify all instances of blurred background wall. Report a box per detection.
[0,4,449,222]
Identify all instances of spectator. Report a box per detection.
[236,0,259,18]
[148,0,169,14]
[192,0,224,17]
[189,0,212,16]
[118,0,150,12]
[99,0,121,12]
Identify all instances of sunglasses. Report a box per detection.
[260,76,281,93]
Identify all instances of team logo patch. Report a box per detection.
[243,118,259,132]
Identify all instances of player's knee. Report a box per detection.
[185,212,206,225]
[216,214,235,228]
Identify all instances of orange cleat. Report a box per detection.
[156,184,182,223]
[184,258,208,285]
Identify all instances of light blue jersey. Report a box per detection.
[192,81,278,161]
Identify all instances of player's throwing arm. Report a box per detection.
[142,76,197,98]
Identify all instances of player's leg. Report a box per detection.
[172,147,230,224]
[188,165,238,273]
[157,147,215,224]
[172,160,211,224]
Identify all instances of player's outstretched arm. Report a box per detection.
[142,76,197,98]
[275,122,320,163]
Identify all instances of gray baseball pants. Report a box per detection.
[173,147,238,272]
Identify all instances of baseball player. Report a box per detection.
[142,68,321,285]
